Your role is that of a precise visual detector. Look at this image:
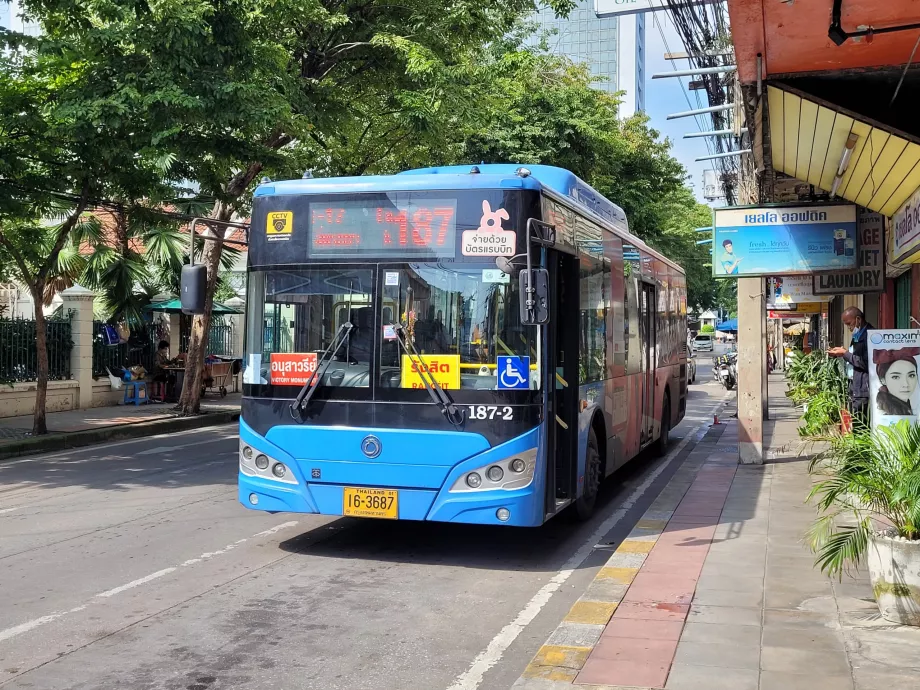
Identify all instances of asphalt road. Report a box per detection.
[0,365,725,690]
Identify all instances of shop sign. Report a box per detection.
[713,205,857,278]
[868,330,920,430]
[814,209,885,294]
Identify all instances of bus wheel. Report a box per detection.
[656,395,671,457]
[575,429,601,521]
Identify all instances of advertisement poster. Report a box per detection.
[814,209,885,294]
[868,330,920,430]
[713,205,857,277]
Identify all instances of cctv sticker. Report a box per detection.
[267,211,293,242]
[461,201,516,256]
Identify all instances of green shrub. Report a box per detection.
[700,324,715,334]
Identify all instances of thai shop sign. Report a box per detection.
[713,205,857,278]
[891,187,920,264]
[868,330,920,430]
[813,209,885,294]
[767,276,831,306]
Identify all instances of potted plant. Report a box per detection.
[808,420,920,625]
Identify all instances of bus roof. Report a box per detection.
[253,164,682,275]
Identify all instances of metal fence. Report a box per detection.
[179,316,234,356]
[92,322,166,377]
[0,315,73,383]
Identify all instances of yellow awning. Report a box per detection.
[767,85,920,217]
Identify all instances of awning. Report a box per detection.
[767,85,920,217]
[716,319,738,332]
[143,299,241,315]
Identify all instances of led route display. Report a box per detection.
[308,199,458,258]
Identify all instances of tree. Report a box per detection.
[700,324,715,334]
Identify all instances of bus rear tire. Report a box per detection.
[655,395,671,457]
[575,429,601,521]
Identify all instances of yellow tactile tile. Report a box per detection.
[530,644,593,669]
[564,600,618,625]
[615,539,655,554]
[595,566,639,584]
[520,663,579,681]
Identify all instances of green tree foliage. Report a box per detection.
[700,324,715,334]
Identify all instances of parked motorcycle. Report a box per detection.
[714,352,737,390]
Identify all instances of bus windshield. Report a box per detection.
[244,263,541,393]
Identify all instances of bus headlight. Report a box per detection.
[240,444,298,485]
[450,449,537,493]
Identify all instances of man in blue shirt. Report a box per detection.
[720,239,743,275]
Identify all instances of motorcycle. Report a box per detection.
[714,352,737,390]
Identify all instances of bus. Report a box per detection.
[234,164,688,527]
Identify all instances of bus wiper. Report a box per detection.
[289,322,354,420]
[390,323,465,428]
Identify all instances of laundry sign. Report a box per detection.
[813,209,885,294]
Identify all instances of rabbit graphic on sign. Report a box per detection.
[461,200,516,256]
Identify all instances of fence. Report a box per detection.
[0,315,73,383]
[179,316,234,357]
[91,322,165,377]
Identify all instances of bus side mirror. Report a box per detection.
[180,264,207,315]
[520,268,549,325]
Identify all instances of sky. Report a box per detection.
[641,11,722,206]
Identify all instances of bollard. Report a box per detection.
[713,414,720,425]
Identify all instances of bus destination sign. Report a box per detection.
[308,200,457,258]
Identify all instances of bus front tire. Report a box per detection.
[575,429,601,521]
[656,396,671,457]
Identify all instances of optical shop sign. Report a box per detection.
[713,205,857,277]
[891,186,920,264]
[868,330,920,430]
[813,209,885,294]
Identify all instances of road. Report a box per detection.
[0,362,725,690]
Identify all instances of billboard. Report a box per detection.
[713,205,857,278]
[767,276,831,306]
[890,187,920,264]
[868,330,920,430]
[813,209,885,294]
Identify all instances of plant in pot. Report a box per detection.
[808,420,920,625]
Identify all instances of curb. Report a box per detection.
[0,410,240,461]
[512,422,729,690]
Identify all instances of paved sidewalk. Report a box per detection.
[0,393,240,458]
[514,376,920,689]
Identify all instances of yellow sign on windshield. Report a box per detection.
[400,355,461,390]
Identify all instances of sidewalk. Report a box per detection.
[514,374,920,690]
[0,393,240,459]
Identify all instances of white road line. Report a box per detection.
[0,507,18,515]
[95,568,177,598]
[445,396,728,690]
[0,520,300,644]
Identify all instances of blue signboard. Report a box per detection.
[713,205,858,277]
[497,356,530,390]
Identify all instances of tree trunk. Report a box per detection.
[31,283,49,435]
[175,206,231,415]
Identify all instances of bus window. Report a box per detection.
[379,264,541,391]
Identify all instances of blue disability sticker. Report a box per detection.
[497,356,530,390]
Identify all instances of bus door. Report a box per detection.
[545,249,580,515]
[640,282,657,444]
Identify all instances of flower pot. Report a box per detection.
[867,531,920,626]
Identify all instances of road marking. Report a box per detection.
[0,507,18,514]
[0,520,300,644]
[445,396,728,690]
[95,568,177,598]
[136,438,232,456]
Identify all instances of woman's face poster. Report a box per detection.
[868,330,920,429]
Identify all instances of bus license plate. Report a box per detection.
[343,487,398,519]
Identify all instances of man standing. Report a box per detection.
[827,307,873,419]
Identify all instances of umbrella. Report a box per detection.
[143,299,241,315]
[716,318,737,331]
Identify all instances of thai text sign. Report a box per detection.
[713,205,857,277]
[767,276,831,306]
[270,353,318,386]
[813,209,885,294]
[868,330,920,430]
[400,354,461,390]
[891,188,920,264]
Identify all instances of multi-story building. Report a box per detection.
[529,0,646,117]
[0,0,41,36]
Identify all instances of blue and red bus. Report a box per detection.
[236,164,688,526]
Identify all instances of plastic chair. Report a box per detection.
[122,381,148,406]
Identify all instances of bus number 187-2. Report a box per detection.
[468,405,513,420]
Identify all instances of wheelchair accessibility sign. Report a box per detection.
[497,356,530,390]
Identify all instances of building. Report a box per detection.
[0,0,41,35]
[529,0,646,117]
